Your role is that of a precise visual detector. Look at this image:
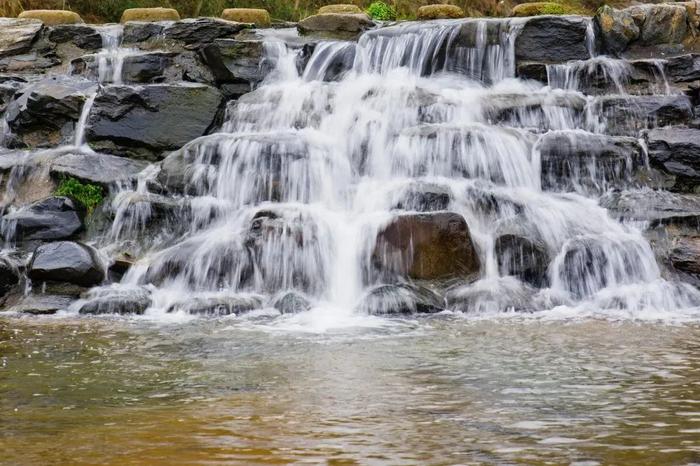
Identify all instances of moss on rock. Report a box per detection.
[510,2,576,17]
[18,10,83,25]
[318,4,363,14]
[120,7,180,23]
[221,8,271,27]
[416,4,464,20]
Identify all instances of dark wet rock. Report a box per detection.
[1,196,85,242]
[72,52,174,84]
[371,212,481,283]
[270,291,312,314]
[200,39,268,90]
[645,127,700,192]
[85,83,223,161]
[670,235,700,276]
[392,182,451,212]
[595,95,694,136]
[359,283,444,315]
[537,131,645,192]
[595,5,639,55]
[463,183,524,218]
[162,18,250,48]
[122,22,165,44]
[4,76,95,148]
[298,13,374,40]
[664,54,700,83]
[302,41,355,81]
[446,277,537,313]
[515,16,590,64]
[516,62,548,82]
[0,257,21,298]
[28,241,104,287]
[78,286,151,315]
[48,24,103,50]
[485,92,587,130]
[601,190,700,222]
[495,234,549,288]
[50,152,147,188]
[0,18,43,59]
[167,294,262,316]
[0,79,25,113]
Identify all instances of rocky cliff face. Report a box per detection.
[0,9,699,317]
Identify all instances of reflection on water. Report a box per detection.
[2,316,700,465]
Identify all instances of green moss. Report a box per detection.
[54,177,104,214]
[366,1,396,20]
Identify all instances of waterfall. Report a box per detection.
[76,19,700,320]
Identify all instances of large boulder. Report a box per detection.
[446,278,538,313]
[318,4,363,14]
[78,286,152,315]
[371,212,481,283]
[85,83,224,160]
[645,127,700,193]
[4,77,95,148]
[200,39,268,91]
[0,257,20,298]
[627,4,687,46]
[511,2,573,17]
[120,7,180,23]
[166,293,262,316]
[670,235,700,277]
[515,16,591,63]
[594,5,640,55]
[298,13,374,40]
[416,4,464,19]
[494,234,549,288]
[162,18,250,48]
[594,95,694,136]
[28,241,105,287]
[1,196,85,242]
[358,283,445,315]
[49,152,148,189]
[48,24,103,50]
[0,18,43,59]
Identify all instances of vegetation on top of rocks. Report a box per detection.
[366,1,396,20]
[511,2,580,16]
[54,176,104,214]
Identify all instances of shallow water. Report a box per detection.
[2,315,700,465]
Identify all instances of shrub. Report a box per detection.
[366,1,396,20]
[54,177,104,214]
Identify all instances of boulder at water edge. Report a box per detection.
[298,13,374,40]
[371,212,481,283]
[1,196,85,242]
[28,241,105,287]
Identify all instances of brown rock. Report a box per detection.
[416,4,464,20]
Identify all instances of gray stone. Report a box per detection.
[2,196,85,242]
[0,18,43,59]
[28,241,105,287]
[359,283,444,315]
[646,127,700,192]
[515,16,591,64]
[298,13,374,40]
[50,152,148,188]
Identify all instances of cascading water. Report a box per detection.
[72,18,700,322]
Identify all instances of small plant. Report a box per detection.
[55,177,104,214]
[366,1,396,21]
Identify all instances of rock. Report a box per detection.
[200,39,268,89]
[163,18,250,48]
[120,7,180,23]
[0,257,20,298]
[0,18,43,59]
[72,52,175,84]
[626,4,687,46]
[511,2,572,17]
[270,291,312,314]
[28,241,105,287]
[446,277,537,312]
[666,54,700,83]
[515,16,590,63]
[167,293,262,315]
[6,294,74,315]
[601,190,700,222]
[50,152,147,188]
[359,283,444,315]
[371,212,481,283]
[416,4,464,20]
[298,13,374,40]
[594,5,640,55]
[645,127,700,193]
[494,234,549,287]
[85,83,223,160]
[122,22,165,43]
[670,236,700,276]
[595,95,694,136]
[48,24,103,50]
[392,182,451,212]
[18,10,83,25]
[221,8,271,27]
[319,4,363,14]
[1,196,85,242]
[537,131,645,192]
[78,286,151,315]
[4,76,95,148]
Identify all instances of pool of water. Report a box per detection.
[2,314,700,465]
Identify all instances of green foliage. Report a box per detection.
[539,3,570,14]
[366,1,396,20]
[55,177,104,214]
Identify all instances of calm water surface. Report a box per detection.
[2,314,700,465]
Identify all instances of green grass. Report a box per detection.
[54,177,104,214]
[366,1,396,20]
